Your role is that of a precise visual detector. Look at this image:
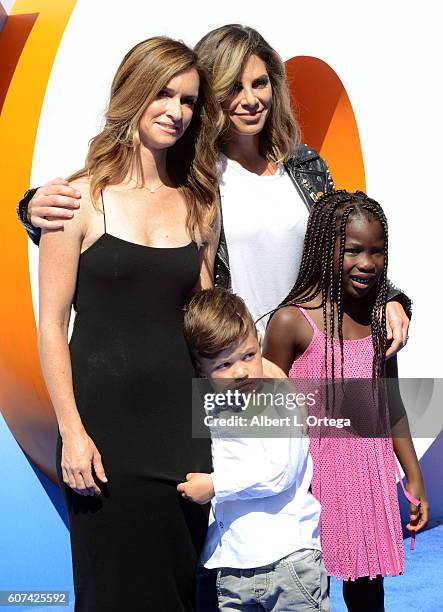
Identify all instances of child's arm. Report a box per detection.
[262,306,312,375]
[387,357,429,532]
[177,473,214,504]
[208,432,308,503]
[177,430,308,504]
[176,435,307,504]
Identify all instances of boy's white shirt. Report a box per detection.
[200,405,321,569]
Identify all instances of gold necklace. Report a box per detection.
[142,182,165,194]
[128,177,166,194]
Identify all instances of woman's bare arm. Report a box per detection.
[38,180,107,495]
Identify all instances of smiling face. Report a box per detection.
[224,54,272,139]
[138,68,199,150]
[198,331,263,391]
[336,214,386,299]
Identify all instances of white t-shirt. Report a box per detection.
[219,154,309,334]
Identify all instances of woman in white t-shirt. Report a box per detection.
[194,24,410,345]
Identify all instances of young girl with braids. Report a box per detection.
[263,190,428,612]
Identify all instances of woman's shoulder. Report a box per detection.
[68,175,90,192]
[68,176,98,217]
[40,177,92,246]
[68,176,92,206]
[57,176,100,239]
[285,144,334,192]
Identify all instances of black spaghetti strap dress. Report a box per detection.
[55,194,212,611]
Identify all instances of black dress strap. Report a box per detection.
[100,189,107,234]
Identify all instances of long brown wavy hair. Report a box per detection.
[195,24,300,164]
[69,36,220,243]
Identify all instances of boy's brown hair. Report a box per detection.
[184,288,256,359]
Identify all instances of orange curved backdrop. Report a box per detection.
[0,8,365,483]
[286,55,366,191]
[0,0,76,482]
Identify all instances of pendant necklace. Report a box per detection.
[143,182,165,194]
[128,176,165,194]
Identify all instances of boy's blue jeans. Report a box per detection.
[214,548,329,611]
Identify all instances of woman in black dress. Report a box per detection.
[37,37,220,611]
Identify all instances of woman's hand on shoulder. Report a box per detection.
[39,178,91,260]
[40,177,90,241]
[29,177,82,230]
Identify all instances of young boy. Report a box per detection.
[178,288,329,611]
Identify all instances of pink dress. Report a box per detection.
[289,307,404,581]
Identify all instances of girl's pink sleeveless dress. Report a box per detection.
[289,307,404,581]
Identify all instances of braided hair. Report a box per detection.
[277,190,389,384]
